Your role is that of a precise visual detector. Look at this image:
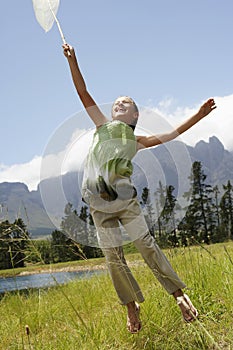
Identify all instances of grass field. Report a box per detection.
[0,242,233,349]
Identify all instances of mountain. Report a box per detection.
[0,182,56,237]
[190,136,233,185]
[1,136,232,237]
[133,136,233,197]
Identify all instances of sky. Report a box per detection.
[0,0,233,191]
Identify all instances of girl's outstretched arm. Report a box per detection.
[137,98,217,149]
[63,44,108,127]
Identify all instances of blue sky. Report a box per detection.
[1,0,233,190]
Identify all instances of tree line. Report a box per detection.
[141,161,233,247]
[0,161,232,270]
[0,208,103,270]
[0,218,29,270]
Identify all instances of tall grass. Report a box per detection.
[0,242,233,349]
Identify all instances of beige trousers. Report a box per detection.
[90,196,186,305]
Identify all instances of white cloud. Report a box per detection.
[40,128,94,180]
[61,129,94,174]
[0,156,42,191]
[0,129,94,191]
[1,94,233,191]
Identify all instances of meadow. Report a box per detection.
[0,242,232,350]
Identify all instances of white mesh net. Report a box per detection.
[32,0,60,32]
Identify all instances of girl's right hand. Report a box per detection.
[62,43,74,58]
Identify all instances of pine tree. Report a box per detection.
[0,219,30,269]
[154,181,166,239]
[0,220,12,269]
[10,218,30,268]
[211,185,221,242]
[179,161,214,244]
[220,181,233,240]
[79,205,89,246]
[61,203,82,243]
[160,185,179,246]
[51,230,75,262]
[60,203,103,260]
[141,187,155,236]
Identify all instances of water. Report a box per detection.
[0,270,101,294]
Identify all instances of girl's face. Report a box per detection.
[112,97,139,125]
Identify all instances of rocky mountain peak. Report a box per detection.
[193,136,225,169]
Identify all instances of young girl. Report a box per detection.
[63,43,216,333]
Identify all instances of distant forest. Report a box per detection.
[0,161,232,270]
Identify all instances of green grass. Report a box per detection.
[0,242,233,349]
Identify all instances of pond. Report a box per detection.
[0,270,102,294]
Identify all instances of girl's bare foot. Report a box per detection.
[173,290,198,322]
[126,301,142,333]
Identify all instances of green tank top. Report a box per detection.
[82,120,137,203]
